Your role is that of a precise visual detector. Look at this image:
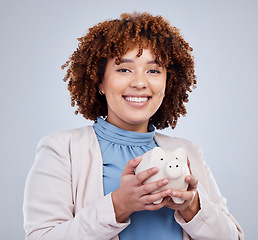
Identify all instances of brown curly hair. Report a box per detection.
[61,12,196,129]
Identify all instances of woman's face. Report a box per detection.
[99,47,167,132]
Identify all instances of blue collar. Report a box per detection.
[93,117,155,146]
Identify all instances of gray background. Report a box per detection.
[1,0,257,239]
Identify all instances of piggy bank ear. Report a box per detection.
[141,147,164,161]
[150,147,166,161]
[174,148,188,163]
[152,147,165,155]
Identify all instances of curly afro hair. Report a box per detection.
[61,12,197,129]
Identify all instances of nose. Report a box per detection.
[165,160,182,179]
[129,72,148,89]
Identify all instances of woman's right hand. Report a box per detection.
[111,156,172,223]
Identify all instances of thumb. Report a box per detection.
[122,156,142,176]
[187,157,193,175]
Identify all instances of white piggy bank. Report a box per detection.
[135,147,190,204]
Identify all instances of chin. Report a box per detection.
[126,118,150,127]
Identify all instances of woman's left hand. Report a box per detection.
[164,158,200,222]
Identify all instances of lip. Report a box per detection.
[122,94,152,107]
[123,96,149,103]
[122,93,152,98]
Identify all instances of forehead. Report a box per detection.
[112,43,164,67]
[120,47,155,60]
[105,47,155,67]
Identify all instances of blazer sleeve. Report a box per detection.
[174,143,244,240]
[23,135,129,240]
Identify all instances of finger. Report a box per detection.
[144,201,167,211]
[172,189,197,202]
[139,178,169,195]
[134,167,159,185]
[122,156,142,176]
[142,188,173,205]
[187,157,193,175]
[185,175,198,189]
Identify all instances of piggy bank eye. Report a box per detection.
[176,157,178,160]
[160,158,164,161]
[176,165,179,167]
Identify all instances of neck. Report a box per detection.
[105,118,149,133]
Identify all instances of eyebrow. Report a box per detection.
[120,58,159,65]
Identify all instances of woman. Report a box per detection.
[23,12,243,239]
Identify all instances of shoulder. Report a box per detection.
[38,125,96,150]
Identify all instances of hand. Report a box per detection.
[164,158,200,222]
[112,156,171,223]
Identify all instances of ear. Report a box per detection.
[98,82,105,95]
[174,148,187,163]
[151,147,165,156]
[141,147,164,162]
[149,147,166,163]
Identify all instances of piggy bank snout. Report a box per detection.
[165,160,183,179]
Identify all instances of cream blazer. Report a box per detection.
[23,126,244,240]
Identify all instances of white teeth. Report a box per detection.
[125,97,149,103]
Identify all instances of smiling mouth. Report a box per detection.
[123,96,150,103]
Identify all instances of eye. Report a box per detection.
[176,157,178,160]
[160,158,164,161]
[176,165,179,167]
[118,68,131,73]
[148,69,160,74]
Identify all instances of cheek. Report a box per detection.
[102,79,120,95]
[153,81,166,96]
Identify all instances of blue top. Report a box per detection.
[93,117,182,240]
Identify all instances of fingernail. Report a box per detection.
[166,189,172,195]
[152,167,158,173]
[162,179,168,184]
[172,191,177,197]
[186,176,192,181]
